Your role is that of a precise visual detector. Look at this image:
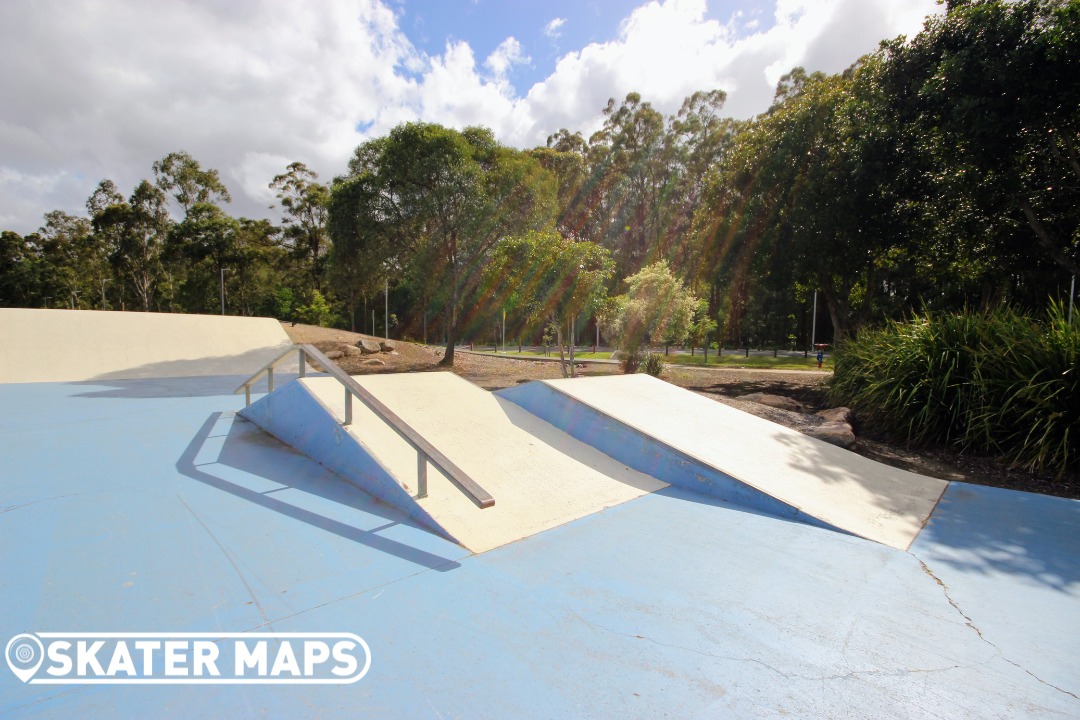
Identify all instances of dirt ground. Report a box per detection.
[282,322,1078,500]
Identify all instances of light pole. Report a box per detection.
[384,278,389,341]
[810,290,818,353]
[70,290,79,309]
[501,309,506,353]
[220,268,227,315]
[101,279,110,310]
[44,296,51,309]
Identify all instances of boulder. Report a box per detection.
[816,407,854,425]
[356,338,382,354]
[341,345,364,357]
[737,392,804,413]
[361,358,385,366]
[324,350,344,360]
[379,340,396,352]
[806,422,857,449]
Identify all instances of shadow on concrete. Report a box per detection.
[67,374,281,399]
[913,483,1080,593]
[176,412,462,572]
[772,428,1080,591]
[86,345,297,380]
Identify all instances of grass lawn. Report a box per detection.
[472,349,832,371]
[665,353,833,371]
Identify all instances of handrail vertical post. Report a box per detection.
[299,348,306,378]
[417,452,428,499]
[244,385,251,406]
[268,367,275,393]
[344,391,353,425]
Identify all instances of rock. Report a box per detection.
[816,407,854,424]
[361,358,385,366]
[737,392,804,413]
[341,345,364,357]
[356,338,382,354]
[379,340,396,352]
[806,422,857,449]
[324,350,344,360]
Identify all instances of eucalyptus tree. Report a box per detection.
[152,151,231,216]
[329,122,556,365]
[0,230,40,307]
[89,179,170,311]
[270,162,331,290]
[34,211,104,310]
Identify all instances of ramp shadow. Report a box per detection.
[176,412,462,572]
[493,396,665,494]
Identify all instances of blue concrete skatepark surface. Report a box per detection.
[2,314,1079,718]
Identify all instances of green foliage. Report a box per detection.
[829,304,1079,476]
[152,151,231,214]
[329,122,557,364]
[271,162,330,290]
[271,287,295,319]
[295,290,338,327]
[640,352,665,377]
[601,261,698,373]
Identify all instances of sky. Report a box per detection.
[0,0,942,235]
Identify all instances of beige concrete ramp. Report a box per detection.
[506,374,949,550]
[0,309,292,383]
[302,373,667,553]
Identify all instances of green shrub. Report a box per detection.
[640,352,665,378]
[829,303,1078,476]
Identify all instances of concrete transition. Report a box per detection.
[498,374,949,550]
[0,308,292,383]
[240,372,667,553]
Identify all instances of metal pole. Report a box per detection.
[371,310,375,336]
[501,309,505,353]
[384,278,389,341]
[44,297,51,309]
[417,453,428,499]
[810,290,818,351]
[101,279,109,310]
[220,268,225,315]
[1070,274,1075,324]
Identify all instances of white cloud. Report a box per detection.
[544,17,567,40]
[484,37,530,82]
[0,0,942,234]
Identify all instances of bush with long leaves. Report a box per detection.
[829,303,1078,476]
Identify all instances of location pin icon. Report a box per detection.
[6,634,44,683]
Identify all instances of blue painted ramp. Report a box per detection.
[498,374,950,549]
[239,373,667,553]
[239,376,456,543]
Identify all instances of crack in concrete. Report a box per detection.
[577,616,962,684]
[917,557,1079,702]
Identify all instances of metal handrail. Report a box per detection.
[234,343,495,509]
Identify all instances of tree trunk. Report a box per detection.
[555,321,568,378]
[1020,199,1079,275]
[439,267,459,367]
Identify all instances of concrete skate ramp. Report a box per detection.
[240,372,667,553]
[498,374,949,550]
[0,308,292,383]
